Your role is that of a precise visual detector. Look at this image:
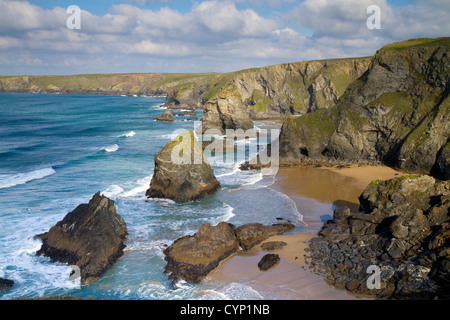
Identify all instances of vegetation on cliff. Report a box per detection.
[279,37,450,179]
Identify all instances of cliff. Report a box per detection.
[0,73,218,102]
[279,37,450,179]
[200,57,372,133]
[1,57,371,120]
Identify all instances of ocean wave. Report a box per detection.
[101,175,152,200]
[101,185,125,199]
[119,131,136,138]
[0,167,56,189]
[104,144,119,153]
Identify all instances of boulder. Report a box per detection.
[154,108,175,122]
[146,129,220,203]
[258,254,280,271]
[36,192,128,285]
[164,222,239,284]
[234,223,295,251]
[0,278,14,290]
[163,221,295,283]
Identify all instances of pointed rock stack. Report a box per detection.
[146,129,220,203]
[36,192,128,285]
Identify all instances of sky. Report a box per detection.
[0,0,449,75]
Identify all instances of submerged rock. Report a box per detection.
[0,278,14,290]
[164,221,295,283]
[36,192,128,285]
[261,241,287,251]
[146,129,220,203]
[154,108,175,122]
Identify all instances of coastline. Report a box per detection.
[207,164,408,300]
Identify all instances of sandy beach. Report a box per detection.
[208,164,408,300]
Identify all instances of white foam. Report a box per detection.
[220,204,235,222]
[119,131,136,138]
[102,185,125,199]
[201,282,264,300]
[120,175,152,198]
[0,167,56,189]
[104,144,119,153]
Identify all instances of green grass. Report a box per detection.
[380,37,450,52]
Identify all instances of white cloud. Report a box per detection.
[0,0,448,75]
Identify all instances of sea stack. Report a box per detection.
[36,192,128,285]
[154,108,175,122]
[146,129,220,203]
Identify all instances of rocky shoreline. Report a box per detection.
[304,175,450,299]
[163,222,295,284]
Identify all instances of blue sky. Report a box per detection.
[0,0,449,75]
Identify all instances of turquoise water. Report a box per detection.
[0,93,302,300]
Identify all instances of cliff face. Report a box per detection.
[279,38,450,179]
[200,57,372,133]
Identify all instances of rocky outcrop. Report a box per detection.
[306,175,450,299]
[279,38,450,178]
[164,222,239,283]
[164,221,294,283]
[154,108,175,122]
[146,130,220,203]
[234,222,295,251]
[0,278,14,290]
[36,192,128,285]
[201,94,254,134]
[164,83,211,110]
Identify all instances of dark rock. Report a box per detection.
[146,130,220,203]
[36,192,128,285]
[163,221,295,284]
[261,241,287,251]
[306,175,450,299]
[0,278,14,290]
[154,108,175,122]
[176,111,197,117]
[164,222,239,284]
[258,254,280,271]
[234,223,295,251]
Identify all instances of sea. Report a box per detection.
[0,93,304,300]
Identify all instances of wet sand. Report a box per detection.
[208,165,407,300]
